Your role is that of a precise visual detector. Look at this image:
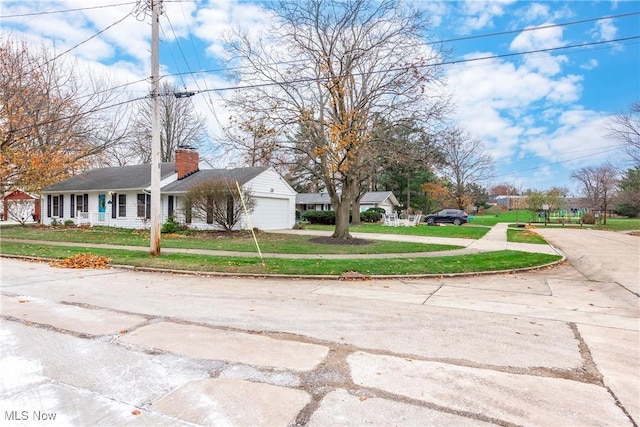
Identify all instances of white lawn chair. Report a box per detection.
[383,213,399,226]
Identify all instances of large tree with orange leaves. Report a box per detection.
[0,37,131,195]
[225,0,449,239]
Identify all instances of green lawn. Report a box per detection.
[507,228,547,244]
[0,225,462,254]
[0,241,562,276]
[470,210,531,226]
[472,211,640,231]
[302,222,490,239]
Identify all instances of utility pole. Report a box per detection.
[150,0,161,255]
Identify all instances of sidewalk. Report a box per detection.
[1,223,562,260]
[270,222,563,257]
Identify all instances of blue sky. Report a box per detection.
[2,0,639,194]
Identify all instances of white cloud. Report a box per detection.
[446,45,585,172]
[510,24,564,51]
[2,1,150,64]
[521,3,550,22]
[522,52,567,76]
[592,19,618,41]
[416,1,450,27]
[522,109,615,165]
[194,1,276,59]
[457,0,517,33]
[580,59,599,70]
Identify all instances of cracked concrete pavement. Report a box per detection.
[0,226,638,426]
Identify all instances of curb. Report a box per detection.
[0,253,567,281]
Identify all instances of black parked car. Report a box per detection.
[424,209,468,226]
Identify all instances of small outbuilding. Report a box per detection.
[2,191,41,223]
[296,190,399,215]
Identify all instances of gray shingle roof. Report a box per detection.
[360,191,399,205]
[162,167,268,193]
[296,191,399,205]
[295,192,332,204]
[43,163,177,192]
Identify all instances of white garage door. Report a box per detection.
[248,197,291,230]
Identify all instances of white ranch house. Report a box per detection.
[41,149,297,231]
[296,191,399,215]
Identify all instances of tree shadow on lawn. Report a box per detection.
[309,236,373,245]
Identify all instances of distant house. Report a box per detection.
[360,191,400,214]
[296,191,399,215]
[495,195,527,210]
[40,148,297,230]
[2,191,40,222]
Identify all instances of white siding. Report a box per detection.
[41,191,152,229]
[40,168,296,231]
[361,200,394,215]
[244,168,296,230]
[249,197,291,229]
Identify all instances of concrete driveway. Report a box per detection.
[0,228,638,426]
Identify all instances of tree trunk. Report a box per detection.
[332,199,352,239]
[351,194,363,225]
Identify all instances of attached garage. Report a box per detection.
[249,197,292,230]
[162,166,297,231]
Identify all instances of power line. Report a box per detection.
[4,5,638,142]
[163,13,223,129]
[435,11,640,45]
[439,35,639,68]
[7,94,151,136]
[155,10,640,80]
[42,11,133,67]
[5,5,637,111]
[171,35,640,95]
[0,2,136,18]
[492,145,626,179]
[8,33,638,136]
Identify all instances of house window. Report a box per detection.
[70,194,88,219]
[52,195,61,217]
[185,200,192,224]
[205,196,213,224]
[168,195,174,218]
[52,196,59,216]
[137,194,151,219]
[76,194,88,213]
[118,194,126,217]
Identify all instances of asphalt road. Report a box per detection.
[0,227,638,426]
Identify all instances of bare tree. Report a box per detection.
[571,164,618,224]
[224,116,280,167]
[490,184,519,196]
[438,127,494,209]
[183,180,256,231]
[6,199,35,225]
[608,101,640,166]
[127,81,206,163]
[224,0,449,239]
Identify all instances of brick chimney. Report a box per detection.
[175,147,199,179]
